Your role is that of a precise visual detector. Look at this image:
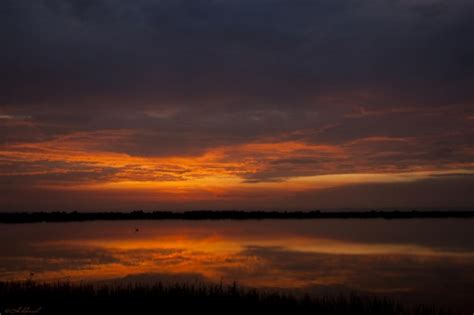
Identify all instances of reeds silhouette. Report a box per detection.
[0,281,452,315]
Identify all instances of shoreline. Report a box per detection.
[1,210,473,223]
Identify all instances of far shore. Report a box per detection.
[0,210,473,223]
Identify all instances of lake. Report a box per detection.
[1,219,473,312]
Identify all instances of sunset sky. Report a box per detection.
[1,0,473,211]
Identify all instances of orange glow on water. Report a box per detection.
[3,219,472,290]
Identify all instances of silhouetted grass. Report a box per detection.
[1,210,473,223]
[0,281,452,315]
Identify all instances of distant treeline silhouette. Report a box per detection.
[0,210,473,223]
[0,281,451,315]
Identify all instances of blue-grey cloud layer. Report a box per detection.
[2,0,473,107]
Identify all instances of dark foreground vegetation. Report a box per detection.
[0,210,473,223]
[0,281,451,315]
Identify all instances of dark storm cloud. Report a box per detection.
[2,0,474,108]
[2,0,473,148]
[2,0,473,110]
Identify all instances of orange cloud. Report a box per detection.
[1,127,473,206]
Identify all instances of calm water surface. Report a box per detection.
[1,219,473,311]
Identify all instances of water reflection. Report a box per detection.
[1,219,473,311]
